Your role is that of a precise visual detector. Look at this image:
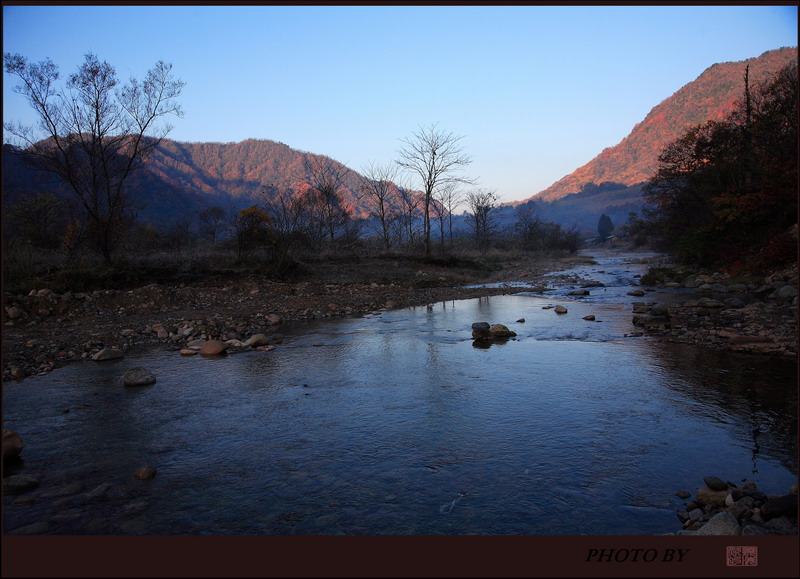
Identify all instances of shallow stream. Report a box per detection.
[3,251,796,535]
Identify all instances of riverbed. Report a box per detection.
[3,251,796,535]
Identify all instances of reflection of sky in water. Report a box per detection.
[3,253,796,536]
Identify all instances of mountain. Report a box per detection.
[2,139,372,227]
[4,47,796,237]
[527,47,798,204]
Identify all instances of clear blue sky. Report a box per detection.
[3,4,797,203]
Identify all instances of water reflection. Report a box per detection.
[647,341,797,475]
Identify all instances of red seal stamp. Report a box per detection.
[726,546,758,567]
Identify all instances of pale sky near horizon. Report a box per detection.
[3,4,798,203]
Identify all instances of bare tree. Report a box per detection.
[359,161,399,251]
[197,205,226,244]
[466,188,500,250]
[514,203,542,250]
[3,52,184,264]
[397,123,473,256]
[303,155,352,244]
[259,184,303,240]
[393,182,421,248]
[435,182,463,249]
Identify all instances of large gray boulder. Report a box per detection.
[695,511,741,535]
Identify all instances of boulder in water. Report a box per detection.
[123,368,157,387]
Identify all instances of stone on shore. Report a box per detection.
[759,494,797,520]
[694,511,741,535]
[695,486,729,507]
[199,340,228,356]
[265,313,283,325]
[123,368,157,387]
[92,348,124,361]
[5,306,25,320]
[703,476,729,491]
[244,334,270,347]
[554,305,568,314]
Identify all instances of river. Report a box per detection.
[3,250,796,535]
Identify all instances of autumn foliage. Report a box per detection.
[642,61,798,272]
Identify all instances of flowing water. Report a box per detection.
[3,251,797,535]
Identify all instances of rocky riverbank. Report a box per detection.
[629,263,798,357]
[670,476,797,536]
[2,253,586,381]
[3,251,797,380]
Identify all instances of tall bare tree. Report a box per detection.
[303,155,352,244]
[359,161,399,250]
[3,52,184,264]
[397,123,473,256]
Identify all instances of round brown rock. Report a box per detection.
[489,324,517,338]
[199,340,228,356]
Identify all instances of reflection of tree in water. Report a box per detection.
[653,342,797,474]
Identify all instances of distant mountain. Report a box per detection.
[2,139,373,227]
[526,47,797,204]
[4,47,796,238]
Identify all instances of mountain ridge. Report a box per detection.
[525,46,797,204]
[3,47,796,235]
